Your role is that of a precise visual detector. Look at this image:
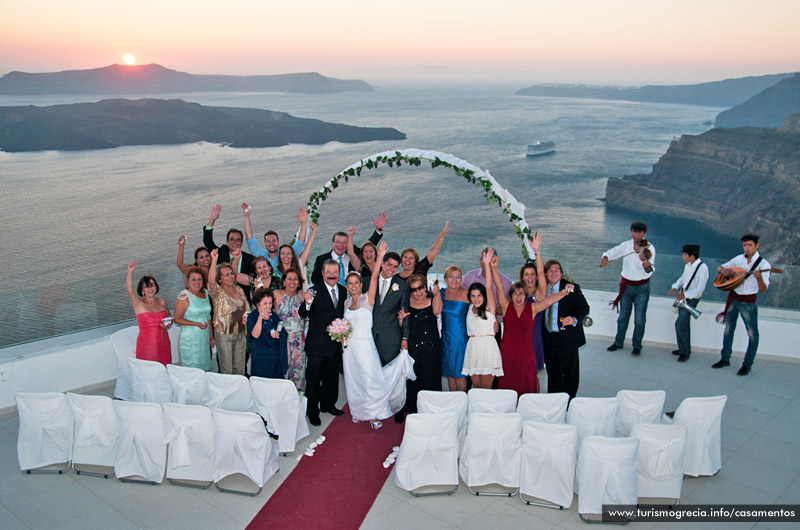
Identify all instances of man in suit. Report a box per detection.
[541,259,590,400]
[298,260,347,426]
[203,204,254,299]
[309,213,387,288]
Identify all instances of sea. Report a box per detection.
[0,84,791,347]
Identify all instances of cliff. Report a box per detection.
[715,73,800,128]
[605,112,800,265]
[0,64,374,95]
[0,98,405,152]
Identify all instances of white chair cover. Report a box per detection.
[128,357,173,405]
[167,364,208,405]
[163,403,215,484]
[566,397,619,447]
[168,324,181,365]
[66,393,118,469]
[204,372,252,411]
[394,412,459,493]
[616,390,666,437]
[672,395,727,476]
[467,388,518,415]
[577,436,639,517]
[459,413,522,490]
[516,392,569,424]
[520,420,578,508]
[111,326,139,400]
[16,392,74,471]
[630,424,688,500]
[417,391,468,455]
[211,409,279,489]
[113,401,167,483]
[250,377,309,455]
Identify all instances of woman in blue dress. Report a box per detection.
[440,265,470,392]
[173,266,213,371]
[247,288,287,379]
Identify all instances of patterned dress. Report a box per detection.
[276,293,307,392]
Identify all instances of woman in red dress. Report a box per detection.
[126,261,172,365]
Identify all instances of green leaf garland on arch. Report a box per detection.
[306,148,538,259]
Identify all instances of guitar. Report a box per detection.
[714,267,783,291]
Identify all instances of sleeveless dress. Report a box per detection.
[276,293,307,391]
[440,287,469,379]
[135,311,171,366]
[405,301,443,412]
[178,289,212,371]
[342,295,416,422]
[498,303,538,394]
[526,293,545,372]
[462,306,504,376]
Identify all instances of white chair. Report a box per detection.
[417,391,468,455]
[163,403,215,489]
[577,436,639,523]
[520,420,578,509]
[467,388,518,415]
[113,400,167,484]
[394,412,459,496]
[167,364,209,405]
[205,372,252,411]
[616,390,666,437]
[672,395,727,477]
[66,393,118,478]
[168,324,181,365]
[630,424,688,504]
[459,412,522,496]
[516,392,569,424]
[566,397,619,447]
[111,326,139,401]
[212,409,280,496]
[250,377,309,455]
[128,357,173,404]
[15,392,73,473]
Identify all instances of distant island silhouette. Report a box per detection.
[0,63,374,95]
[0,98,405,152]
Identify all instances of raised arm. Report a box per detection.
[482,250,496,315]
[298,221,317,266]
[431,280,443,316]
[203,204,221,251]
[296,207,308,244]
[241,202,255,241]
[367,241,388,307]
[531,284,574,315]
[231,248,249,285]
[207,249,220,290]
[491,260,509,315]
[425,220,450,265]
[531,232,547,301]
[126,261,140,309]
[176,236,191,275]
[346,226,362,271]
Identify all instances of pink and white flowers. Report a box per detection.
[327,318,352,347]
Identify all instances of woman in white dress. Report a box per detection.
[343,241,416,430]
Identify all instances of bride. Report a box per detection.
[343,241,416,430]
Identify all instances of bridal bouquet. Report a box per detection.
[327,318,352,347]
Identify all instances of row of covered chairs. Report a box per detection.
[16,391,280,495]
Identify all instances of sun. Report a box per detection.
[122,53,137,65]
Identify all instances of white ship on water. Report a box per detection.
[526,140,555,157]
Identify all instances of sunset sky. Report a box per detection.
[2,0,799,85]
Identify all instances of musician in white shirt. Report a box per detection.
[600,221,655,356]
[712,233,770,376]
[667,244,708,362]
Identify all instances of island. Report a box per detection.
[715,73,800,129]
[0,98,406,152]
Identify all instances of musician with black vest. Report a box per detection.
[601,221,655,356]
[712,233,770,376]
[667,244,708,363]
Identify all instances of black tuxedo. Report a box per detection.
[298,282,347,418]
[202,226,255,300]
[541,280,590,399]
[372,275,410,365]
[309,229,383,288]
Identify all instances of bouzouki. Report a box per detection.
[714,267,783,291]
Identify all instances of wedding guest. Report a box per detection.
[519,233,547,372]
[203,204,254,299]
[273,268,308,391]
[462,250,503,389]
[463,247,512,342]
[173,266,213,371]
[247,289,286,379]
[242,202,308,274]
[243,256,280,297]
[440,265,469,392]
[208,249,248,375]
[395,220,451,281]
[176,235,210,280]
[276,221,318,289]
[358,240,379,279]
[125,262,172,366]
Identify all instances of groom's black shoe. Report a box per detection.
[308,414,321,427]
[322,406,344,416]
[394,411,405,424]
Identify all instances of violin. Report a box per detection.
[601,239,652,270]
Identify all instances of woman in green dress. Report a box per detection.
[173,266,213,370]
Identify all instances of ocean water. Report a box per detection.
[0,85,789,346]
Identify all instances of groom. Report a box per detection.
[299,260,347,426]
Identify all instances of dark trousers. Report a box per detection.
[305,355,339,418]
[675,298,699,355]
[543,330,580,400]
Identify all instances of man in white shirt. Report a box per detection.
[712,233,770,376]
[667,244,708,363]
[600,221,655,356]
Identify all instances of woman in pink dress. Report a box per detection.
[125,261,172,365]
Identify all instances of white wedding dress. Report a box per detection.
[343,295,416,422]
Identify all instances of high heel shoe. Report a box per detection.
[370,419,383,430]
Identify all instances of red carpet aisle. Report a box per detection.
[246,405,405,530]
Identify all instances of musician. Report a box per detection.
[667,244,708,362]
[712,233,770,376]
[600,221,655,356]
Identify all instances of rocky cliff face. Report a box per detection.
[606,112,800,265]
